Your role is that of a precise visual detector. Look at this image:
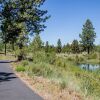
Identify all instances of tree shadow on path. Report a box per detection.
[0,60,17,63]
[0,72,17,83]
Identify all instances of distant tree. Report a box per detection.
[62,43,71,53]
[62,45,66,53]
[78,43,84,53]
[95,45,100,63]
[49,45,56,53]
[79,19,96,54]
[66,43,71,53]
[71,40,79,53]
[32,33,43,51]
[45,41,49,53]
[57,38,62,53]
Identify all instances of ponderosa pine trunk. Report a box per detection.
[87,47,90,54]
[5,43,6,55]
[12,42,15,51]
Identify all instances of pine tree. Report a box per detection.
[62,43,71,53]
[45,41,49,53]
[32,33,43,51]
[79,19,96,54]
[71,40,79,53]
[0,0,49,56]
[57,38,62,53]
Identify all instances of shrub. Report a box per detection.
[15,47,28,61]
[55,58,62,66]
[75,55,85,64]
[67,57,74,61]
[28,63,54,77]
[75,55,79,64]
[33,51,46,63]
[21,60,28,66]
[16,66,26,72]
[32,51,56,65]
[88,53,97,59]
[46,52,56,64]
[79,56,84,62]
[59,80,67,90]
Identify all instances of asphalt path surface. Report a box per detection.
[0,61,43,100]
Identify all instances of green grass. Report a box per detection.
[16,66,26,72]
[0,53,17,60]
[16,51,100,99]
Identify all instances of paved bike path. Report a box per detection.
[0,62,43,100]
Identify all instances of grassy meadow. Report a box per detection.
[13,50,100,100]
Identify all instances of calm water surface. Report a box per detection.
[78,64,100,71]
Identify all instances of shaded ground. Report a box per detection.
[0,61,43,100]
[0,72,16,82]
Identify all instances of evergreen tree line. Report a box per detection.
[44,19,98,54]
[0,0,99,59]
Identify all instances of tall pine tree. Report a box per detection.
[0,0,49,56]
[79,19,96,54]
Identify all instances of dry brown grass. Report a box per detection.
[15,72,84,100]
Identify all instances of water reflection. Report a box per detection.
[78,64,100,71]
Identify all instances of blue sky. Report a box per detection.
[40,0,100,45]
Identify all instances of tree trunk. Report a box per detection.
[4,32,7,55]
[87,47,90,54]
[5,43,6,55]
[12,42,15,51]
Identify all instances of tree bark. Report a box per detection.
[87,47,90,54]
[12,42,15,51]
[5,43,6,55]
[4,32,7,55]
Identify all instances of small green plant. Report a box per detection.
[16,66,26,72]
[60,80,67,90]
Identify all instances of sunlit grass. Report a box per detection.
[0,54,17,60]
[13,51,100,99]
